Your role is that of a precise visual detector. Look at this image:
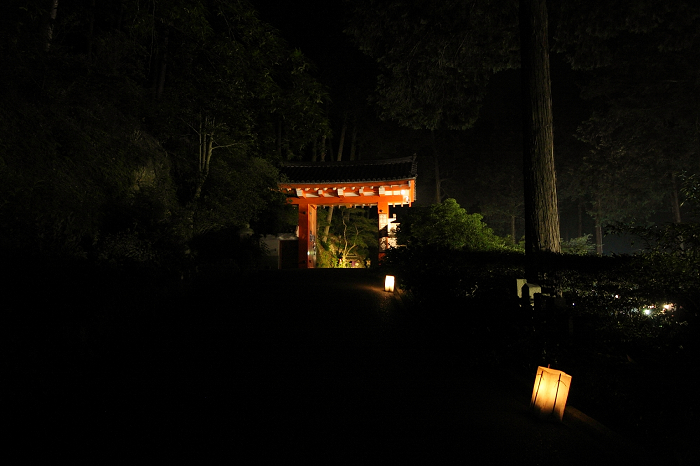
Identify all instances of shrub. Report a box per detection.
[396,199,512,251]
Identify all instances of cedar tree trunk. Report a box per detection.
[520,0,561,281]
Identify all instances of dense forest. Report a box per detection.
[345,0,700,254]
[3,0,700,269]
[0,0,331,272]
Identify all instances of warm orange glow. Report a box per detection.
[279,179,415,208]
[384,275,395,292]
[530,366,572,421]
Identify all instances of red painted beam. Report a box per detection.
[285,194,411,207]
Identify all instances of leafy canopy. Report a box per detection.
[554,0,700,225]
[346,0,519,130]
[316,207,377,267]
[397,198,509,250]
[0,0,328,267]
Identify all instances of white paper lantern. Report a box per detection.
[530,366,572,422]
[384,275,395,292]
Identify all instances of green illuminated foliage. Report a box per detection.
[397,198,509,251]
[317,207,377,268]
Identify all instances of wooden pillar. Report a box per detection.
[378,201,389,262]
[297,204,317,268]
[309,204,317,268]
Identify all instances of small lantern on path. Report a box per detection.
[530,365,572,422]
[384,275,395,293]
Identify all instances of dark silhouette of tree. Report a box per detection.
[0,0,328,267]
[348,0,560,280]
[554,0,700,251]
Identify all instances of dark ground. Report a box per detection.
[6,267,660,463]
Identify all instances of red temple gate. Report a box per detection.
[279,156,417,268]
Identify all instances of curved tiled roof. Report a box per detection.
[280,156,417,184]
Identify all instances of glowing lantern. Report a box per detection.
[530,366,572,422]
[384,275,395,292]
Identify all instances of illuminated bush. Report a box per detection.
[396,198,512,251]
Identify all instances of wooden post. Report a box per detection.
[378,201,389,262]
[309,204,317,268]
[297,204,317,268]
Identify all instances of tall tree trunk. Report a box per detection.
[434,156,442,204]
[593,196,603,255]
[155,26,169,100]
[594,221,603,255]
[323,125,348,243]
[45,0,59,52]
[87,0,95,60]
[320,135,327,162]
[322,206,334,244]
[276,119,283,159]
[349,124,358,160]
[671,172,682,223]
[328,134,335,161]
[116,0,125,30]
[511,215,517,244]
[578,202,584,238]
[187,116,215,240]
[520,0,561,282]
[336,121,347,161]
[671,172,685,249]
[431,131,442,204]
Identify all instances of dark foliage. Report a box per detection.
[382,245,698,462]
[0,0,325,274]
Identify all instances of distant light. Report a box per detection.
[643,308,652,316]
